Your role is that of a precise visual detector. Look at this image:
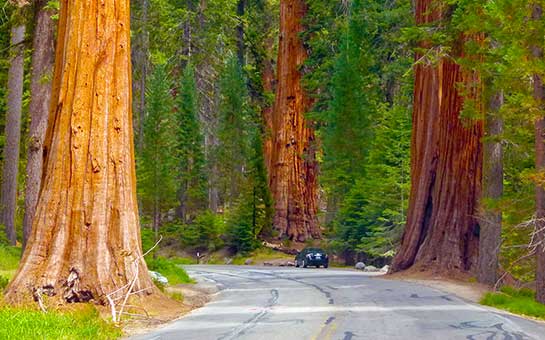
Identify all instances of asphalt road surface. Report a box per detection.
[133,265,545,340]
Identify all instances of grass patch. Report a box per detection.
[481,286,545,320]
[146,256,195,285]
[0,246,21,281]
[0,304,121,340]
[231,247,294,265]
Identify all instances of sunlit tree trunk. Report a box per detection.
[261,38,275,177]
[6,0,155,304]
[1,21,25,246]
[391,0,483,273]
[269,0,320,242]
[477,90,503,286]
[22,0,56,250]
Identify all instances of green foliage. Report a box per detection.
[0,304,122,340]
[0,275,9,290]
[311,0,413,260]
[481,287,545,320]
[216,56,253,203]
[175,64,208,221]
[145,256,195,285]
[138,63,178,223]
[225,131,273,253]
[180,211,225,251]
[0,245,21,280]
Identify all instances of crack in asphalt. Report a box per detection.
[216,289,280,340]
[450,321,530,340]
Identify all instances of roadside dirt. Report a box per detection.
[121,282,217,338]
[386,270,489,303]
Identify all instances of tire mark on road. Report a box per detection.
[217,289,279,340]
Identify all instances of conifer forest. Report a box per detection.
[3,0,545,337]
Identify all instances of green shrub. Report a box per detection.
[0,304,121,340]
[145,256,194,285]
[180,211,225,251]
[481,286,545,320]
[0,275,9,290]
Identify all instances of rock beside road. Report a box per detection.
[355,262,366,270]
[380,265,390,273]
[244,259,253,265]
[364,265,378,272]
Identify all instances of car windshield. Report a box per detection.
[305,248,324,253]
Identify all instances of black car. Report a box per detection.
[295,248,329,268]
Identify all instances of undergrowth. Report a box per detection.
[481,286,545,320]
[146,256,195,285]
[0,304,122,340]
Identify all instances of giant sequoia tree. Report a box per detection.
[6,0,154,303]
[269,0,320,241]
[391,0,483,273]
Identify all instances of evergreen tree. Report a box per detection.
[138,63,177,239]
[216,56,252,205]
[226,131,273,252]
[175,63,208,222]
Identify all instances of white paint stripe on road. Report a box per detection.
[189,304,484,316]
[219,287,314,292]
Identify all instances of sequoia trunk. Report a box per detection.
[23,0,56,249]
[269,0,320,241]
[391,0,483,273]
[477,91,503,286]
[262,39,275,177]
[6,0,155,304]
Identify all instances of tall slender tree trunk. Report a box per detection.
[136,0,149,154]
[236,0,245,67]
[391,0,483,274]
[477,91,503,286]
[1,22,26,246]
[262,46,275,176]
[532,3,545,305]
[269,0,320,242]
[22,0,56,250]
[6,0,155,304]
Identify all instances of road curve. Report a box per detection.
[132,265,545,340]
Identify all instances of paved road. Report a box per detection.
[133,265,545,340]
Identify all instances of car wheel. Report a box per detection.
[324,263,329,268]
[303,260,307,268]
[295,260,300,268]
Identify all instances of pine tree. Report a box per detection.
[138,63,177,240]
[175,64,207,222]
[216,56,251,206]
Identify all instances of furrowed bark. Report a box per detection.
[391,0,483,274]
[1,22,26,246]
[6,0,155,304]
[269,0,320,242]
[477,91,503,286]
[23,0,56,250]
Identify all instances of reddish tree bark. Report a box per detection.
[262,39,275,177]
[6,0,155,304]
[1,22,25,246]
[269,0,320,242]
[23,0,56,250]
[391,0,483,274]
